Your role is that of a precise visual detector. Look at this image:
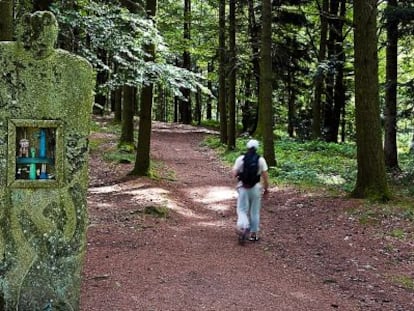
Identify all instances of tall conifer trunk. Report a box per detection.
[384,0,400,170]
[180,0,192,124]
[312,0,328,139]
[227,0,236,150]
[132,0,157,176]
[218,0,227,144]
[258,0,276,167]
[352,0,389,200]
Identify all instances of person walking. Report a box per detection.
[232,139,269,244]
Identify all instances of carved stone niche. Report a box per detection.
[8,119,63,188]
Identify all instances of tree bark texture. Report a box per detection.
[180,0,192,124]
[218,0,227,144]
[120,85,136,144]
[312,0,329,139]
[227,0,236,150]
[246,0,260,134]
[112,88,122,123]
[323,0,346,143]
[206,62,213,120]
[258,0,276,167]
[133,0,157,176]
[384,0,400,170]
[333,0,346,143]
[352,0,389,200]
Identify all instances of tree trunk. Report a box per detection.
[0,0,13,41]
[132,0,157,176]
[206,62,213,120]
[242,74,254,133]
[95,49,109,114]
[180,0,192,124]
[332,0,346,142]
[247,0,260,134]
[352,0,389,200]
[112,88,122,123]
[218,0,227,144]
[120,85,135,145]
[227,0,236,150]
[258,0,276,167]
[312,0,328,139]
[287,69,296,138]
[195,86,202,125]
[384,0,400,170]
[323,0,340,143]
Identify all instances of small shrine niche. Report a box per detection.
[8,119,63,187]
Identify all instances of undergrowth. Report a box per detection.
[203,135,414,220]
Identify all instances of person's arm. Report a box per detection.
[261,170,269,194]
[232,156,243,179]
[232,167,239,178]
[259,157,269,194]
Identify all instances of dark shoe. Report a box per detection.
[249,234,260,242]
[238,228,249,245]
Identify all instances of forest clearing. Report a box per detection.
[80,118,413,310]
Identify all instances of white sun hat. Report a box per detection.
[246,139,259,150]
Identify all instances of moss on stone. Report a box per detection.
[0,11,95,310]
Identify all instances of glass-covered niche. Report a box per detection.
[8,119,63,188]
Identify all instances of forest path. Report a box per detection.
[80,118,413,310]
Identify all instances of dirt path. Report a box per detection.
[80,121,414,310]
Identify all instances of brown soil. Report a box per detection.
[80,118,414,311]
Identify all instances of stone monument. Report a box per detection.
[0,11,95,310]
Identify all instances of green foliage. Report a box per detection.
[389,228,406,239]
[204,134,414,201]
[103,146,135,164]
[50,1,209,97]
[206,136,357,192]
[197,120,221,130]
[391,275,414,291]
[144,205,169,218]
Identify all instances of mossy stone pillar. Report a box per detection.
[0,11,95,310]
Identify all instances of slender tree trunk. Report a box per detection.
[323,0,340,142]
[242,74,253,133]
[95,49,109,114]
[120,85,135,145]
[156,84,166,122]
[195,87,202,125]
[312,0,328,139]
[180,0,192,124]
[113,88,122,123]
[352,0,389,200]
[332,0,346,142]
[247,0,260,134]
[132,0,157,176]
[258,0,276,167]
[174,96,179,122]
[218,0,227,144]
[384,0,400,170]
[287,71,296,138]
[206,62,213,120]
[227,0,236,150]
[0,0,13,41]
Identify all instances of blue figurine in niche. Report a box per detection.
[38,129,48,179]
[39,129,46,158]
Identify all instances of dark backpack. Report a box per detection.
[238,151,260,188]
